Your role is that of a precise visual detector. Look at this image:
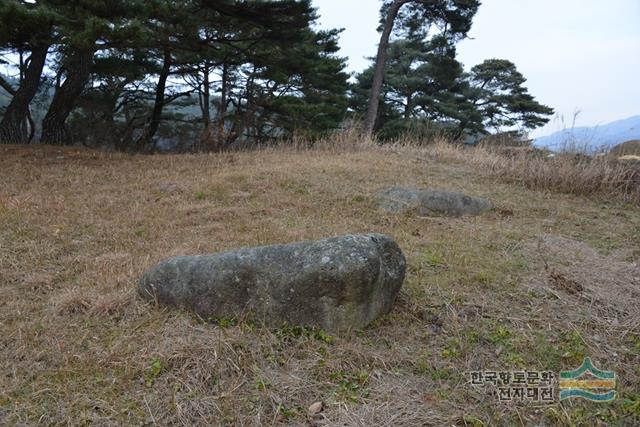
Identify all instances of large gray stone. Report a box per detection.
[138,234,406,332]
[377,187,491,217]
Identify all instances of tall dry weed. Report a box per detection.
[426,140,640,203]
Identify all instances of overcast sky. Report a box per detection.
[313,0,640,137]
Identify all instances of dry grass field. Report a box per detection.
[1,140,639,426]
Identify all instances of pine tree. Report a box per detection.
[352,34,467,139]
[459,59,554,134]
[364,0,480,135]
[2,0,349,150]
[355,2,553,140]
[0,0,55,144]
[38,0,147,145]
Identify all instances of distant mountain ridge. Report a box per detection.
[534,116,640,152]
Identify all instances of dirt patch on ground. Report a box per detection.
[522,234,640,329]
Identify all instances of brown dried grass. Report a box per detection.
[423,140,640,204]
[1,138,639,425]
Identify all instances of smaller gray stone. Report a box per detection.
[377,187,491,217]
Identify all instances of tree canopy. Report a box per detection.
[0,0,553,150]
[0,0,349,150]
[357,0,553,140]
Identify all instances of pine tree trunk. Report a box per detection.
[137,45,172,150]
[216,62,229,150]
[41,49,94,146]
[198,63,212,151]
[363,0,409,136]
[202,63,211,130]
[0,44,49,144]
[0,75,16,96]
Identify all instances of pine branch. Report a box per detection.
[0,74,16,96]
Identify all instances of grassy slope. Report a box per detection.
[1,143,639,426]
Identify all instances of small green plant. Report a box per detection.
[279,179,310,196]
[146,357,165,386]
[505,351,525,366]
[462,415,486,427]
[486,325,525,367]
[626,334,640,355]
[414,353,431,374]
[488,326,511,344]
[208,316,238,328]
[241,319,257,332]
[558,329,587,363]
[253,377,269,391]
[430,368,453,381]
[195,191,206,200]
[464,329,480,344]
[277,404,302,420]
[420,250,445,268]
[329,370,370,404]
[416,358,454,381]
[0,395,11,411]
[441,338,461,359]
[313,328,335,344]
[274,324,335,344]
[619,393,640,418]
[531,333,563,371]
[469,270,494,286]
